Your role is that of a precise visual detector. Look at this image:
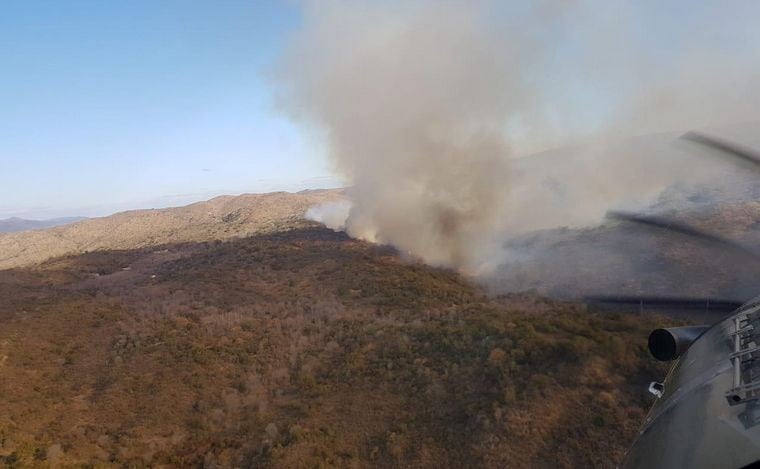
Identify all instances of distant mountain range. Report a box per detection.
[0,216,86,233]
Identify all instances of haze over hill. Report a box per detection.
[490,200,760,303]
[484,130,760,303]
[0,216,86,234]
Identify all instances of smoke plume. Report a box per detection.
[277,0,760,271]
[305,200,351,231]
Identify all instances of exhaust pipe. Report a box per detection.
[648,326,710,361]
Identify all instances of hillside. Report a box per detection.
[0,226,676,467]
[0,190,344,270]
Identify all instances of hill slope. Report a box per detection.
[488,201,760,303]
[0,189,343,270]
[0,227,676,467]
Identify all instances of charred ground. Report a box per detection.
[0,227,678,467]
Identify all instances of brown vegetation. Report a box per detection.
[0,227,677,467]
[0,189,344,270]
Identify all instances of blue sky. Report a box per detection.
[0,0,338,218]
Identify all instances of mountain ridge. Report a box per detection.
[0,189,345,270]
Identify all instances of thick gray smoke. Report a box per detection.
[278,0,526,267]
[278,0,760,272]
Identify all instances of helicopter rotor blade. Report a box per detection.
[681,131,760,171]
[606,210,760,261]
[593,133,760,321]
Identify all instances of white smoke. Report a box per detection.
[305,200,352,231]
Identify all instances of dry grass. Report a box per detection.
[0,227,677,467]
